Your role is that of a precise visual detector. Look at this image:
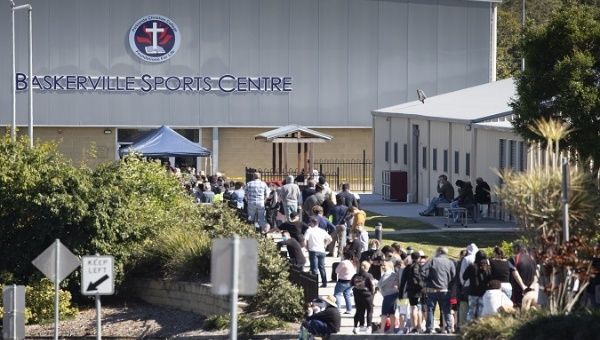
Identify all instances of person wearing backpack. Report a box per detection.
[399,251,426,333]
[351,261,375,334]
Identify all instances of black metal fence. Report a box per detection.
[314,152,372,192]
[288,266,318,304]
[245,154,372,192]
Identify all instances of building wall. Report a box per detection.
[218,127,372,179]
[373,115,527,204]
[28,127,115,168]
[0,0,492,128]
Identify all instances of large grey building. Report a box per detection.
[0,0,499,179]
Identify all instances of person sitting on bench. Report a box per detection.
[420,175,454,216]
[450,180,474,222]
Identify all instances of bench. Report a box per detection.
[444,207,467,227]
[435,203,451,216]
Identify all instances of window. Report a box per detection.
[394,142,398,164]
[499,139,506,169]
[518,141,526,171]
[422,147,427,169]
[403,144,408,165]
[454,151,460,174]
[466,153,471,176]
[509,140,517,170]
[385,141,389,162]
[443,149,448,172]
[433,148,438,171]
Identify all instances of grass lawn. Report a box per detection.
[382,232,520,260]
[363,209,434,231]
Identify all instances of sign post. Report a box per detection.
[2,285,25,340]
[211,236,258,340]
[32,239,80,340]
[81,255,115,340]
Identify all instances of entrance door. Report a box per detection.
[412,125,420,202]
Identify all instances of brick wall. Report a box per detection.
[131,279,230,317]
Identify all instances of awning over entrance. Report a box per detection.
[255,125,333,175]
[119,125,211,157]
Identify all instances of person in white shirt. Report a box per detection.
[481,280,514,317]
[304,216,333,287]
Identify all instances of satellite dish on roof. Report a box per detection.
[417,89,427,104]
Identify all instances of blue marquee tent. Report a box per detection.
[119,125,211,157]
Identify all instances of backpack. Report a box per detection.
[410,264,425,292]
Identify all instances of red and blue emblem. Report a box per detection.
[129,15,180,63]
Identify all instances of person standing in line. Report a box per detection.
[462,250,491,321]
[334,253,356,314]
[458,243,478,326]
[489,246,513,298]
[399,251,426,333]
[245,172,270,231]
[304,216,332,288]
[481,280,514,317]
[351,261,375,334]
[279,175,301,221]
[330,194,349,258]
[509,242,538,310]
[376,261,399,334]
[278,231,306,270]
[337,183,358,208]
[421,247,456,334]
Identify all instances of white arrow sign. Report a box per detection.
[81,256,114,296]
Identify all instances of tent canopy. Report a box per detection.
[119,125,211,157]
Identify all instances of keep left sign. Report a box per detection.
[81,256,114,296]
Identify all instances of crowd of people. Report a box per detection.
[167,166,549,338]
[302,240,541,337]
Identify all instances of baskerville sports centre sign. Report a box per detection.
[16,74,292,93]
[15,14,292,94]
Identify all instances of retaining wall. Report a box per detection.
[131,279,230,317]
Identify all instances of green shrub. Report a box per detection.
[26,279,79,324]
[512,311,600,340]
[246,238,304,322]
[0,136,92,283]
[147,224,212,280]
[0,279,77,325]
[460,310,543,340]
[203,314,287,336]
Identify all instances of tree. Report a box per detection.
[511,4,600,166]
[496,119,600,313]
[496,0,590,79]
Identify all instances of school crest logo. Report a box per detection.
[129,15,180,63]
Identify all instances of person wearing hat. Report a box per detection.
[302,295,341,337]
[399,251,426,333]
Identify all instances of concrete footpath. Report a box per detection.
[297,194,516,336]
[359,193,518,232]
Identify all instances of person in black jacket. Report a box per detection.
[351,261,375,334]
[302,295,341,337]
[399,251,425,333]
[278,231,306,270]
[474,178,491,204]
[462,250,491,321]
